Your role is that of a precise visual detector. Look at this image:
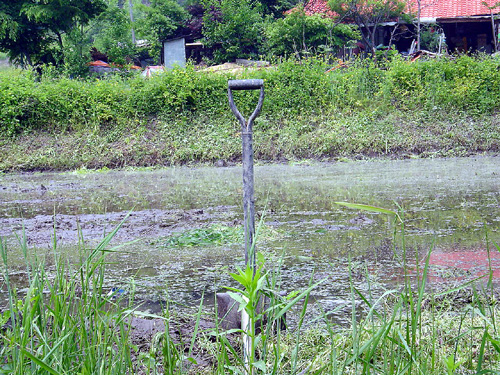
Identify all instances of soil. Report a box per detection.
[0,207,240,247]
[128,315,220,374]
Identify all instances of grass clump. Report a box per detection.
[158,225,243,248]
[1,212,500,374]
[0,226,138,374]
[157,224,282,248]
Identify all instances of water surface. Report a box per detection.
[1,156,499,323]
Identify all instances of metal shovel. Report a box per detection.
[228,79,264,271]
[227,78,264,374]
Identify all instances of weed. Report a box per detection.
[1,210,500,373]
[0,222,136,374]
[158,225,243,248]
[156,224,282,248]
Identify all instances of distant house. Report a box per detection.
[298,0,500,53]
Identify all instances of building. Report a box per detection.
[299,0,500,53]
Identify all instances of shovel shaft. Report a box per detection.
[227,79,264,271]
[242,132,255,268]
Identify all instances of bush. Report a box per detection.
[264,7,359,58]
[2,55,500,138]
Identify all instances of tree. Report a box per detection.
[328,0,408,57]
[136,0,189,59]
[264,5,359,58]
[412,0,439,50]
[258,0,302,18]
[482,1,500,52]
[0,0,106,68]
[202,0,264,63]
[88,5,134,64]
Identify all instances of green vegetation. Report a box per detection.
[328,0,409,56]
[0,0,107,68]
[1,210,500,373]
[1,55,499,171]
[201,0,264,63]
[136,0,190,60]
[0,224,137,374]
[264,6,360,58]
[156,224,281,248]
[0,0,418,75]
[2,0,353,73]
[158,225,243,247]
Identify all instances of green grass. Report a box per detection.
[1,212,500,373]
[1,109,498,172]
[0,222,136,374]
[1,55,500,171]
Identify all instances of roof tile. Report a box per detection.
[302,0,499,19]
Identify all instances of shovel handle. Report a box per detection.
[228,79,264,131]
[228,79,264,90]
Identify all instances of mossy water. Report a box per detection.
[0,156,499,323]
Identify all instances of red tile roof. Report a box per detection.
[302,0,500,19]
[303,0,337,17]
[415,0,497,18]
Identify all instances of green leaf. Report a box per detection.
[229,266,248,286]
[444,355,455,374]
[20,348,62,375]
[435,276,485,297]
[185,357,198,364]
[487,332,500,354]
[253,360,266,372]
[274,278,326,322]
[226,291,247,312]
[334,202,396,215]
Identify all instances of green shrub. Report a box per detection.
[2,55,500,138]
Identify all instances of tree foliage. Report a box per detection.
[265,5,360,57]
[328,0,408,55]
[137,0,189,59]
[201,0,264,63]
[0,0,106,67]
[89,6,134,64]
[258,0,301,18]
[0,0,406,73]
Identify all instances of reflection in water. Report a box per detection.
[427,248,500,281]
[0,156,499,323]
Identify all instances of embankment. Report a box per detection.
[1,56,499,171]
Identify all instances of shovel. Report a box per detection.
[227,79,265,373]
[227,79,264,270]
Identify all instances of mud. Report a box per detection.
[0,207,239,247]
[128,315,217,372]
[0,157,499,325]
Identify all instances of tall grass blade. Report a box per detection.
[19,348,63,375]
[272,279,326,322]
[334,202,399,217]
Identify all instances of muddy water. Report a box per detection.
[0,156,499,323]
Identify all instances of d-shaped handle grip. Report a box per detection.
[228,79,264,90]
[228,79,264,132]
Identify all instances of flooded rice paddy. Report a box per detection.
[0,156,499,323]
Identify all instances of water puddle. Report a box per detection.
[0,156,499,323]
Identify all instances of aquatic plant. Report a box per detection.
[156,224,281,248]
[158,225,243,248]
